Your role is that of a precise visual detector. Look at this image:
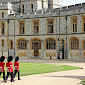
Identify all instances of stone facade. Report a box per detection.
[0,0,85,61]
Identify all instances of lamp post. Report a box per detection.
[7,15,9,57]
[14,20,15,58]
[59,10,60,51]
[65,15,67,59]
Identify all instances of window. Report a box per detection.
[33,21,39,34]
[47,20,54,33]
[2,12,4,18]
[70,38,79,50]
[10,40,13,49]
[82,40,85,50]
[31,3,33,12]
[19,21,25,34]
[18,39,27,50]
[46,39,56,49]
[1,23,5,35]
[72,18,77,32]
[2,39,4,47]
[22,4,24,13]
[32,39,41,50]
[83,17,85,32]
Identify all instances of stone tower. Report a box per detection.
[48,0,62,9]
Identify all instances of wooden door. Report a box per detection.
[34,42,39,57]
[34,50,38,56]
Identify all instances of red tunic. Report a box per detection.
[14,62,19,70]
[0,62,5,72]
[6,62,13,72]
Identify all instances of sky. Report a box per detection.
[63,0,85,6]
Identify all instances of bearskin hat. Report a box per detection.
[0,56,5,62]
[7,56,13,62]
[15,56,19,62]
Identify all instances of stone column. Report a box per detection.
[79,39,82,61]
[41,40,44,59]
[27,41,31,58]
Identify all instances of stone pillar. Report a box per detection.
[41,40,44,59]
[27,41,31,58]
[79,39,82,61]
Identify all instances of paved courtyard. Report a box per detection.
[0,58,85,85]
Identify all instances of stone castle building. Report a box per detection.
[0,0,85,61]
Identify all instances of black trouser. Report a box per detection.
[14,70,20,80]
[5,72,14,82]
[0,72,5,81]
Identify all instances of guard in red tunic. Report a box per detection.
[0,56,5,82]
[14,56,21,80]
[5,56,14,82]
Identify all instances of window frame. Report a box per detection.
[2,12,4,18]
[1,22,5,35]
[47,19,54,34]
[10,40,13,49]
[33,20,39,34]
[31,3,33,12]
[19,21,25,34]
[2,39,4,47]
[82,16,85,32]
[21,4,24,13]
[71,17,77,33]
[46,38,56,50]
[70,38,79,50]
[17,39,27,50]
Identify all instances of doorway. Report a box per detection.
[61,40,64,59]
[34,42,39,57]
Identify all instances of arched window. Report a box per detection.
[1,23,5,35]
[10,40,13,49]
[32,39,41,50]
[31,3,33,12]
[46,38,56,49]
[61,39,64,50]
[2,12,4,18]
[22,4,24,13]
[2,39,4,47]
[70,38,79,50]
[17,39,27,50]
[19,21,25,34]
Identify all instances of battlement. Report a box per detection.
[62,2,85,11]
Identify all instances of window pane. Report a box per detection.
[46,39,56,50]
[71,38,79,50]
[34,21,39,34]
[84,23,85,31]
[20,22,25,34]
[48,20,53,33]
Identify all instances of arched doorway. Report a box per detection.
[31,39,41,57]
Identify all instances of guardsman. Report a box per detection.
[5,56,14,82]
[14,56,21,80]
[0,56,5,82]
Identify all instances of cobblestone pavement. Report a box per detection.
[0,58,85,85]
